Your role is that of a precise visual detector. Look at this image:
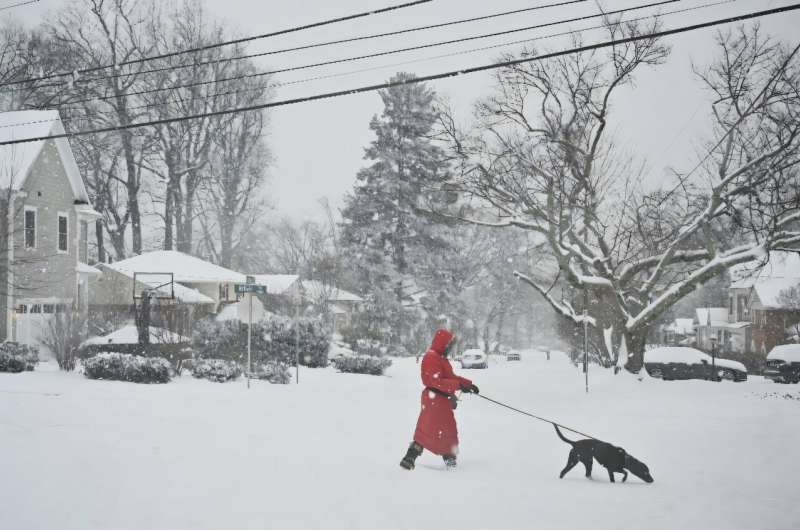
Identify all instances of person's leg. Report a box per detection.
[443,454,457,468]
[400,442,423,470]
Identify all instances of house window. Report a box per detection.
[729,296,734,315]
[24,208,36,249]
[30,304,42,314]
[16,304,27,314]
[219,284,229,301]
[57,214,68,252]
[79,221,88,263]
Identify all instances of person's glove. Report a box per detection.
[448,395,458,410]
[460,383,479,394]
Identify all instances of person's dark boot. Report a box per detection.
[443,455,457,469]
[400,442,423,470]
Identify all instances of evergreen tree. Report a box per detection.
[340,73,450,351]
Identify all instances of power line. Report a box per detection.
[49,0,592,88]
[46,0,732,120]
[0,0,39,12]
[2,2,797,147]
[30,0,681,103]
[0,0,433,88]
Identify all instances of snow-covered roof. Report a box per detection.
[767,344,800,363]
[0,110,91,202]
[730,252,800,308]
[108,251,247,284]
[77,262,102,275]
[251,274,299,295]
[98,263,215,304]
[695,308,728,327]
[302,280,363,303]
[82,325,190,346]
[665,318,695,334]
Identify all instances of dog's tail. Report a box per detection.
[553,424,575,445]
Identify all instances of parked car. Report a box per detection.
[460,349,488,369]
[763,344,800,384]
[644,347,747,382]
[506,351,521,361]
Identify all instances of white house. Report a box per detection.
[0,110,101,348]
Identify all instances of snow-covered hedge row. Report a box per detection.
[331,355,392,376]
[193,315,331,368]
[191,359,242,383]
[252,362,291,384]
[0,342,39,373]
[83,353,172,384]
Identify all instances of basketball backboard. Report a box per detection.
[133,272,175,300]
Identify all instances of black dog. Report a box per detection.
[554,425,654,483]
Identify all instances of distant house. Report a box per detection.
[89,250,245,335]
[729,252,800,355]
[301,280,363,334]
[660,318,695,346]
[0,110,101,348]
[695,307,750,354]
[251,274,302,313]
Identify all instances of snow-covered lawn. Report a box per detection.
[1,352,798,530]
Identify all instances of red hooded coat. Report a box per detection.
[413,329,473,456]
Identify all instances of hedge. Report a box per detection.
[83,353,172,384]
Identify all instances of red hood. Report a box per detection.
[429,328,454,355]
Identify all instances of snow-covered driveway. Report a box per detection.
[1,352,798,530]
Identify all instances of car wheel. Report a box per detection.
[650,368,663,378]
[720,370,734,381]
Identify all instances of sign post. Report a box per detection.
[234,281,266,389]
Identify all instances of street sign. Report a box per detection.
[235,284,266,295]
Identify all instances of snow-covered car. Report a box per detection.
[764,344,800,384]
[460,349,488,369]
[644,347,747,382]
[506,351,521,361]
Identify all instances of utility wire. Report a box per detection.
[47,0,592,88]
[0,0,39,12]
[42,0,732,123]
[27,0,681,103]
[1,2,798,147]
[0,0,433,88]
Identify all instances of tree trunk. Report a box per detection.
[624,327,649,373]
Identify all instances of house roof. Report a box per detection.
[0,110,91,203]
[108,251,247,284]
[730,252,800,308]
[695,307,728,327]
[670,318,695,335]
[82,325,190,346]
[301,280,363,303]
[251,274,300,295]
[98,263,215,305]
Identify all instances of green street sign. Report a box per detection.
[235,284,266,295]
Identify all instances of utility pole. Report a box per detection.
[295,292,300,384]
[247,293,252,389]
[583,308,589,394]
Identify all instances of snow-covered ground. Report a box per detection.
[1,351,798,530]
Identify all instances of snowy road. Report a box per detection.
[1,352,798,530]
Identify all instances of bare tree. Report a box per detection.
[440,21,800,370]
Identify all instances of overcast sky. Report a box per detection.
[7,0,799,224]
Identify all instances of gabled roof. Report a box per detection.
[301,280,363,303]
[108,251,247,284]
[730,252,800,309]
[0,110,91,203]
[251,274,300,295]
[695,307,728,326]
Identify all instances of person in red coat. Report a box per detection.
[400,328,479,470]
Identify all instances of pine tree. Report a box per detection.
[340,73,450,352]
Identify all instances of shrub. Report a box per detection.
[40,311,85,371]
[0,342,39,373]
[252,362,291,384]
[191,359,242,383]
[332,355,392,376]
[83,353,172,383]
[193,315,331,368]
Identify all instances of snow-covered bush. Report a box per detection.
[193,315,331,368]
[332,355,392,376]
[83,353,172,383]
[252,362,291,384]
[0,342,39,373]
[191,359,242,383]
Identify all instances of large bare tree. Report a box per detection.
[440,21,800,370]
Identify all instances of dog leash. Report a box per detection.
[476,394,601,441]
